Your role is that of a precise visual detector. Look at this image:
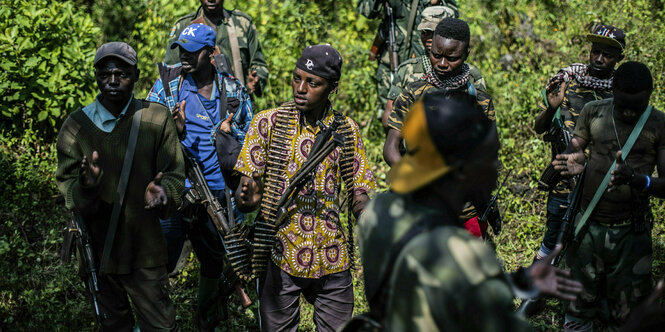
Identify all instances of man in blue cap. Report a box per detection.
[147,23,253,330]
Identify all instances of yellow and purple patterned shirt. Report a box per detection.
[235,105,376,278]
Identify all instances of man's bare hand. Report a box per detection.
[80,151,101,187]
[238,171,264,209]
[173,100,186,135]
[609,151,636,191]
[246,70,259,95]
[547,81,567,111]
[218,112,236,134]
[145,172,168,209]
[553,139,585,176]
[528,245,583,301]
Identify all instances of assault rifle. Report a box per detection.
[61,211,106,323]
[478,169,512,236]
[181,146,253,308]
[538,88,571,191]
[552,166,585,267]
[369,2,399,81]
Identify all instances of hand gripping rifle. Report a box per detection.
[61,211,106,323]
[181,146,253,308]
[538,89,571,191]
[551,165,586,267]
[478,169,512,236]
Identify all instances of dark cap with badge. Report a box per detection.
[94,42,138,67]
[170,23,216,53]
[295,44,343,82]
[587,24,626,51]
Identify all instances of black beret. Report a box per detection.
[295,44,343,82]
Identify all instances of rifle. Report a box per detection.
[538,88,572,192]
[369,2,399,81]
[478,169,512,236]
[61,211,106,323]
[552,166,585,267]
[181,146,253,308]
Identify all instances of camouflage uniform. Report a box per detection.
[165,7,269,95]
[357,0,458,115]
[387,55,487,100]
[565,99,665,329]
[356,192,532,331]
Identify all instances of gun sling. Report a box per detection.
[225,11,245,86]
[404,0,420,55]
[573,105,653,239]
[99,104,143,276]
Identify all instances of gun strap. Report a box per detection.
[573,105,653,238]
[99,103,143,276]
[225,11,245,86]
[404,0,420,55]
[541,89,562,124]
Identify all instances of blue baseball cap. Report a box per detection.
[170,23,216,52]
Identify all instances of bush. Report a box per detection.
[0,0,99,140]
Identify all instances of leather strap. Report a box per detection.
[99,103,143,276]
[574,105,653,238]
[225,13,245,86]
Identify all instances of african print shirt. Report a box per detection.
[235,104,376,278]
[387,79,495,132]
[574,99,665,224]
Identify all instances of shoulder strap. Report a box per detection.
[573,105,653,238]
[225,12,245,86]
[404,0,420,54]
[99,103,143,276]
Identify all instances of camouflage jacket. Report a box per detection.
[357,0,458,64]
[357,192,532,331]
[165,7,269,95]
[387,54,488,100]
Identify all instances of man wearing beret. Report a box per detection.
[56,42,184,330]
[234,44,376,331]
[148,23,253,330]
[520,24,626,317]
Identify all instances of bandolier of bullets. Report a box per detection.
[251,102,298,276]
[336,117,357,269]
[223,223,253,281]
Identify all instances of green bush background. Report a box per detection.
[1,0,664,330]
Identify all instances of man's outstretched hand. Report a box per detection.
[553,138,585,176]
[80,151,101,187]
[528,245,583,301]
[145,172,168,209]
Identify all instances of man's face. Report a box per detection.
[429,35,468,79]
[460,126,500,206]
[420,30,434,53]
[200,0,223,14]
[95,58,137,104]
[588,43,623,78]
[613,88,652,124]
[179,46,211,74]
[291,68,332,113]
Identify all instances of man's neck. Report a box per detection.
[202,8,224,24]
[303,103,328,128]
[99,95,130,118]
[413,179,466,224]
[190,66,216,98]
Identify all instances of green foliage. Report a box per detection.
[0,0,99,140]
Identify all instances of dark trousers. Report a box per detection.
[95,265,178,331]
[542,193,568,250]
[258,261,354,332]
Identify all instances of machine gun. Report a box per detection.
[538,89,571,191]
[551,166,585,267]
[181,146,252,308]
[478,169,512,236]
[369,2,400,81]
[61,211,106,324]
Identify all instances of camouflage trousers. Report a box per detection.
[565,221,653,330]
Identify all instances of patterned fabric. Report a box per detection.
[387,56,487,100]
[422,63,470,90]
[573,99,665,224]
[147,66,253,143]
[357,192,531,331]
[234,105,376,278]
[388,78,495,132]
[546,63,613,91]
[165,7,269,90]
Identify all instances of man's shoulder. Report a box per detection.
[228,9,256,31]
[228,9,254,23]
[584,98,612,111]
[173,11,197,27]
[140,99,171,125]
[396,57,421,71]
[404,79,433,96]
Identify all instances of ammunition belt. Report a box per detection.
[336,115,357,269]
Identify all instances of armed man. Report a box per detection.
[384,17,495,238]
[165,0,269,97]
[553,61,665,331]
[344,91,581,331]
[148,23,253,330]
[520,24,626,316]
[357,0,458,118]
[233,44,376,331]
[56,42,184,330]
[381,5,487,129]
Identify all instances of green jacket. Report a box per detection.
[357,192,532,331]
[165,7,269,96]
[55,100,185,274]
